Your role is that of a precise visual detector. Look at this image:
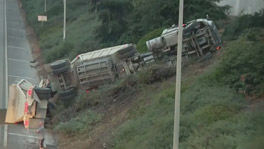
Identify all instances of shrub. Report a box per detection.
[223,10,264,40]
[209,30,264,97]
[55,110,101,136]
[136,28,164,53]
[137,64,176,84]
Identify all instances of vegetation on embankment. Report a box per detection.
[51,27,264,148]
[20,0,264,148]
[21,0,100,63]
[107,29,264,149]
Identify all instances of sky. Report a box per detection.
[218,0,264,16]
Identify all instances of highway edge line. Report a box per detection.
[4,0,8,147]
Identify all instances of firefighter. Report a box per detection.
[36,122,45,149]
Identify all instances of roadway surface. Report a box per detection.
[0,0,55,148]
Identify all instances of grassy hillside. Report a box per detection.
[20,0,264,148]
[50,28,264,148]
[109,29,264,148]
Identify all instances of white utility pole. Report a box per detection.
[173,0,184,149]
[235,0,240,15]
[4,0,9,147]
[63,0,66,41]
[44,0,47,12]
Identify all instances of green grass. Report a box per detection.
[21,1,264,147]
[207,29,264,97]
[50,29,264,148]
[110,78,252,148]
[223,11,264,40]
[54,110,102,137]
[136,28,164,53]
[108,29,264,148]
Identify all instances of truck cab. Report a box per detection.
[146,18,222,62]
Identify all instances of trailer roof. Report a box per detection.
[71,44,133,64]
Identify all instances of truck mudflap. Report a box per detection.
[5,79,49,129]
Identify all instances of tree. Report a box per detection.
[92,0,133,43]
[90,0,230,44]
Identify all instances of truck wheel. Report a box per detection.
[34,87,51,94]
[37,92,52,100]
[58,88,76,97]
[50,60,69,69]
[52,65,69,75]
[118,48,137,60]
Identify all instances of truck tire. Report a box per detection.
[34,87,51,94]
[52,65,69,75]
[50,60,69,69]
[60,93,77,101]
[118,48,137,60]
[37,92,52,100]
[58,88,76,97]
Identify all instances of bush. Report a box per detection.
[209,29,264,97]
[223,10,264,40]
[137,64,176,84]
[194,104,240,124]
[136,28,164,53]
[55,110,101,136]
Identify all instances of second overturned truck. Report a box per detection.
[45,44,142,101]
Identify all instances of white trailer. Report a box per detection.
[45,44,142,101]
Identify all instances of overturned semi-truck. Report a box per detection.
[146,18,222,63]
[45,44,142,101]
[44,19,222,101]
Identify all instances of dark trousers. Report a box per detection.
[38,139,44,148]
